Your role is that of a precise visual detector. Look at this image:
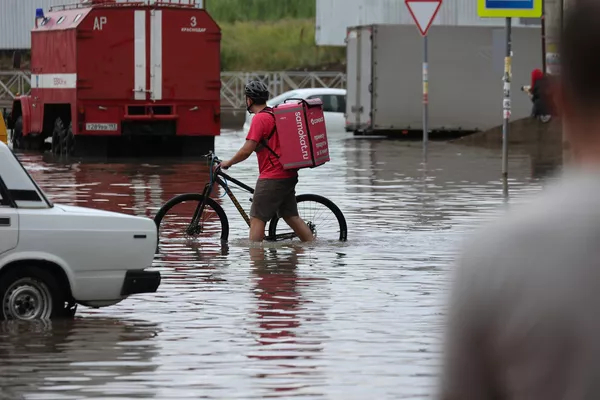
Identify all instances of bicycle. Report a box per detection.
[153,151,348,244]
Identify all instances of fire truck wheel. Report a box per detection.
[12,116,23,150]
[61,122,75,156]
[51,129,60,154]
[52,117,66,155]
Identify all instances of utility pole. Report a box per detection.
[544,0,570,164]
[479,0,542,196]
[543,0,561,76]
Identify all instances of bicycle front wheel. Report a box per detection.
[268,194,348,242]
[154,193,229,244]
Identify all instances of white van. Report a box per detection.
[0,142,160,320]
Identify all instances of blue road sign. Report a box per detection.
[478,0,542,17]
[488,0,532,9]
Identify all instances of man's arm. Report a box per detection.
[221,139,258,169]
[221,113,266,169]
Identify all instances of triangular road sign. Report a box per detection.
[405,0,442,36]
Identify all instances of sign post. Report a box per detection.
[405,0,442,161]
[478,0,542,197]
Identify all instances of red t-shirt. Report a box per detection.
[246,109,298,179]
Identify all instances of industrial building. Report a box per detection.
[1,0,71,49]
[316,0,541,46]
[2,0,541,49]
[0,0,203,50]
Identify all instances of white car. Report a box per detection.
[242,88,347,134]
[0,142,160,321]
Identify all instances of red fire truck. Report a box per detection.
[8,0,221,157]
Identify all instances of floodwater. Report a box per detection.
[1,130,560,399]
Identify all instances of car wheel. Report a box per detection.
[0,266,67,321]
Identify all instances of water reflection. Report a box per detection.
[29,157,220,219]
[249,246,304,354]
[247,245,326,397]
[5,131,557,398]
[0,318,160,399]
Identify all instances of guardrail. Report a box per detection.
[0,70,347,110]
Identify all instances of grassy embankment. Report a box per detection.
[207,0,345,71]
[0,0,345,72]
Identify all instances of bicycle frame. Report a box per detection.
[188,152,301,241]
[211,169,255,227]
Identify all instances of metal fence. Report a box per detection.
[220,71,347,109]
[0,70,347,110]
[0,71,30,109]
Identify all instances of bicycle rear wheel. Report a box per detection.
[154,193,229,244]
[267,194,348,242]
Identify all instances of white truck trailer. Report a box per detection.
[345,24,543,136]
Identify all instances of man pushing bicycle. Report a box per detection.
[220,81,314,243]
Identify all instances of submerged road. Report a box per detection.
[0,130,556,399]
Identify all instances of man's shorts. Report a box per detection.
[250,177,299,222]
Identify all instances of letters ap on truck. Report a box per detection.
[0,141,161,321]
[7,0,221,158]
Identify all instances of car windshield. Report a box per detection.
[267,91,300,107]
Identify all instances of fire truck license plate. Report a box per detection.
[86,123,117,131]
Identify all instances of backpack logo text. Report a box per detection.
[295,112,309,160]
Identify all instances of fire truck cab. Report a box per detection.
[8,0,221,157]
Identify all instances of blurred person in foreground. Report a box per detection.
[438,2,600,399]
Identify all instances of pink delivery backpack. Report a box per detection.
[258,97,330,170]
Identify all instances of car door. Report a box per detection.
[0,185,18,255]
[307,94,346,132]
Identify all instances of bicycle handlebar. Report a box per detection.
[204,151,223,183]
[203,151,222,165]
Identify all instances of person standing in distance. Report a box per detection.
[438,1,600,398]
[220,81,314,242]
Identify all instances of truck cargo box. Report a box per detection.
[11,0,221,157]
[345,24,542,136]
